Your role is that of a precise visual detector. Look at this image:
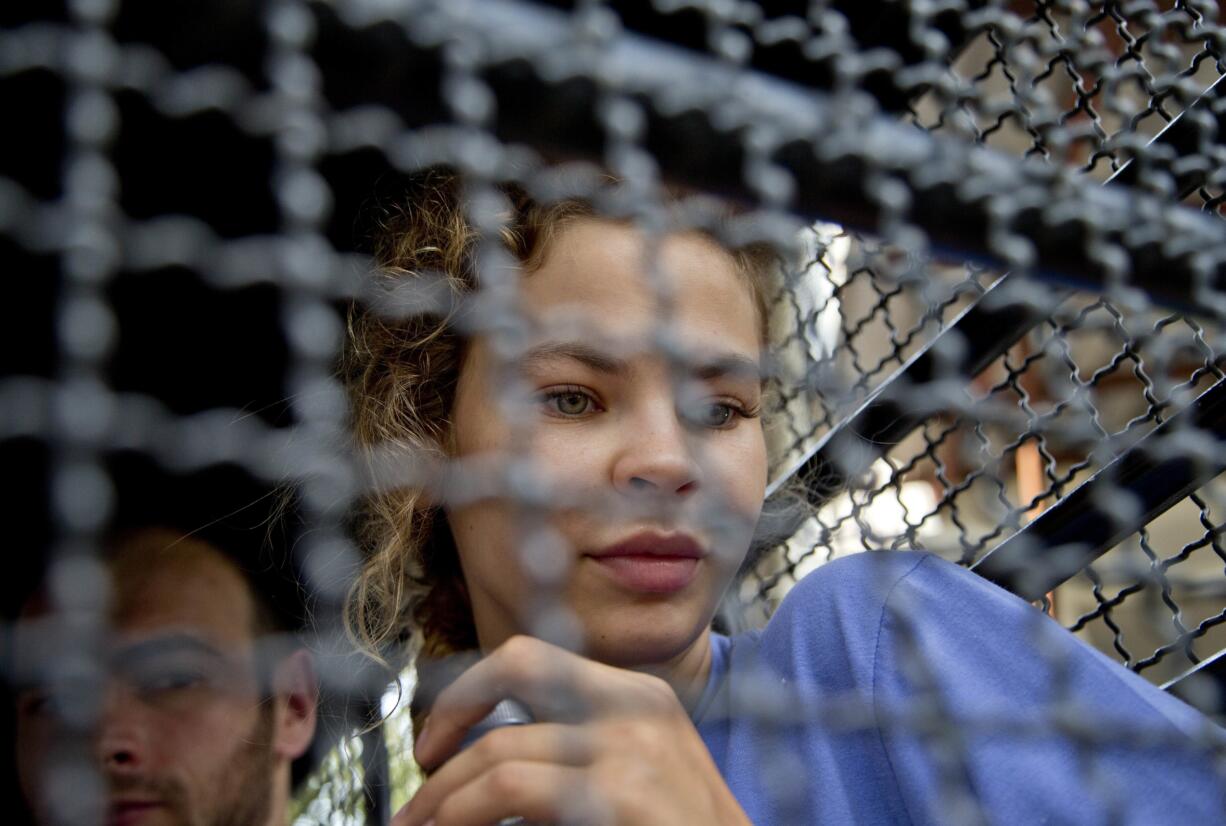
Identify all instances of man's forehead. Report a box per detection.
[107,532,257,641]
[12,536,259,682]
[12,610,250,690]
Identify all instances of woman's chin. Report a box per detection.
[579,613,711,669]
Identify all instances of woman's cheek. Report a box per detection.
[532,424,609,489]
[710,426,768,514]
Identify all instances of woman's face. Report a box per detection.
[446,217,768,668]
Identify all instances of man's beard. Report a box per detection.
[208,703,276,826]
[107,704,276,826]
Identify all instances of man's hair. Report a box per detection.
[103,525,292,643]
[106,454,310,637]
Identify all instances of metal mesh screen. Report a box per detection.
[3,1,1226,825]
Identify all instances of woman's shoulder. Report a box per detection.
[745,549,1134,702]
[761,550,978,642]
[720,551,1226,823]
[765,548,1037,638]
[741,550,950,688]
[772,549,937,616]
[750,549,1214,733]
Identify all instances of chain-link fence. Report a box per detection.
[741,0,1226,690]
[4,1,1226,825]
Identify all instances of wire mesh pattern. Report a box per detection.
[744,0,1226,689]
[4,1,1226,825]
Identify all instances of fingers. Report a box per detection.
[395,761,605,826]
[401,638,738,826]
[407,723,592,824]
[416,635,670,769]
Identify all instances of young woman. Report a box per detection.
[345,168,1224,825]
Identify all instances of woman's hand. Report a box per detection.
[394,635,751,826]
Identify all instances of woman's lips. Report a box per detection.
[589,555,700,593]
[585,531,705,593]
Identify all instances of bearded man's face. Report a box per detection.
[14,534,289,826]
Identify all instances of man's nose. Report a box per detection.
[94,684,148,772]
[611,400,703,498]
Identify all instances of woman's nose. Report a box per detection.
[611,403,702,498]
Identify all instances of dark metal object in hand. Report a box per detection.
[458,699,536,825]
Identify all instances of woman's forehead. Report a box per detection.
[515,218,761,356]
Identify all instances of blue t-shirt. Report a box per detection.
[693,551,1226,825]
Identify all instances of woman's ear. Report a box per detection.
[270,648,318,761]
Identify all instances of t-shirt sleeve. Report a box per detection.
[759,550,1226,825]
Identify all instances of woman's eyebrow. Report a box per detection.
[691,353,763,383]
[519,341,628,374]
[520,340,761,381]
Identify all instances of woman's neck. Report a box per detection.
[635,628,714,714]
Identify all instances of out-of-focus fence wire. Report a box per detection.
[4,2,1226,824]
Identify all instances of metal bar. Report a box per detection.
[1163,649,1226,719]
[971,376,1226,600]
[519,0,988,114]
[317,0,1226,314]
[1109,73,1226,199]
[360,715,392,826]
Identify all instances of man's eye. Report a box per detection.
[18,679,102,718]
[540,388,598,417]
[135,669,207,694]
[17,691,55,718]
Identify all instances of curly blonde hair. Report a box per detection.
[343,168,778,678]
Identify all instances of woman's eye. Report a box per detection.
[693,402,736,428]
[541,388,598,417]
